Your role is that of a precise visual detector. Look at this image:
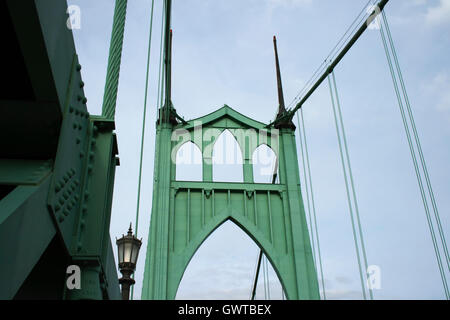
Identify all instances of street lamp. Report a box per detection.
[116,224,142,300]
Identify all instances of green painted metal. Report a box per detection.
[0,159,53,185]
[297,110,327,299]
[0,0,122,300]
[142,105,320,300]
[47,52,91,251]
[102,0,128,120]
[0,177,56,299]
[142,2,318,299]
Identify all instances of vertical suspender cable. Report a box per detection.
[267,257,271,300]
[296,110,327,299]
[264,256,271,300]
[145,1,166,300]
[302,109,327,299]
[332,71,373,300]
[382,11,449,273]
[251,253,272,300]
[327,74,371,300]
[250,250,263,300]
[297,112,317,265]
[156,0,170,298]
[135,0,155,243]
[263,257,267,299]
[379,14,449,299]
[251,160,281,300]
[131,0,155,300]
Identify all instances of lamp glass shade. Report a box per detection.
[118,241,124,264]
[131,245,140,265]
[124,241,133,263]
[116,225,142,269]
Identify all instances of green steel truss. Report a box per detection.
[142,105,320,300]
[0,0,121,299]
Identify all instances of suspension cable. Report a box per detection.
[288,0,377,110]
[332,71,373,300]
[143,1,167,300]
[297,112,317,265]
[262,256,267,299]
[135,0,155,240]
[282,0,389,117]
[251,159,281,300]
[379,14,449,299]
[250,250,263,300]
[264,256,271,300]
[102,0,128,119]
[381,11,449,273]
[267,257,271,299]
[131,0,155,300]
[297,109,327,299]
[327,73,372,300]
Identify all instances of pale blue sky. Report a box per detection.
[68,0,450,299]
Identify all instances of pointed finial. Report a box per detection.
[273,35,286,117]
[272,36,296,130]
[168,28,173,103]
[128,223,133,236]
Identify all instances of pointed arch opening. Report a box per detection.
[212,130,244,183]
[175,220,285,300]
[252,144,279,184]
[176,141,203,181]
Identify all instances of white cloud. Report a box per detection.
[268,0,312,9]
[426,0,450,25]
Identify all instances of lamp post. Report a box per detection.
[116,224,142,300]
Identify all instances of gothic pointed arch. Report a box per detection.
[212,129,244,183]
[176,141,202,181]
[167,208,289,300]
[252,144,278,184]
[175,220,285,299]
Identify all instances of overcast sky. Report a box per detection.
[67,0,450,300]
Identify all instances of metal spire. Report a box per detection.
[158,0,186,125]
[273,36,286,118]
[273,36,295,130]
[163,0,172,117]
[168,29,173,104]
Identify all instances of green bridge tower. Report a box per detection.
[141,0,320,300]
